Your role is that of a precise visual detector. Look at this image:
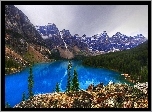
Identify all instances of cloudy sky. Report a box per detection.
[15,5,148,38]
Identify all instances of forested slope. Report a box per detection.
[82,41,148,83]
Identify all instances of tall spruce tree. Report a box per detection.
[28,66,34,99]
[66,60,72,92]
[71,69,79,92]
[55,82,60,93]
[22,91,26,101]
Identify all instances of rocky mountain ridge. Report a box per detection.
[35,24,147,56]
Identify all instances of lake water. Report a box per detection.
[5,60,133,107]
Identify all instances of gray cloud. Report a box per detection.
[15,5,148,38]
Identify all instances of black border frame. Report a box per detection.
[1,1,151,111]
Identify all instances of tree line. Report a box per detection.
[82,41,148,83]
[5,57,21,74]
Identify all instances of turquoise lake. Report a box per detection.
[5,60,133,107]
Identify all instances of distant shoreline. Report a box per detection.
[5,60,55,76]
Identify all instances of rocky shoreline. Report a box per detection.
[13,82,148,108]
[134,82,148,94]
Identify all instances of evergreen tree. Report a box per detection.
[22,91,26,101]
[5,102,11,108]
[28,66,34,99]
[71,69,79,92]
[66,70,71,92]
[140,66,148,82]
[55,82,60,93]
[66,61,72,92]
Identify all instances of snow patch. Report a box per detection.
[60,31,67,49]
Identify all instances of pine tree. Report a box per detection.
[5,102,11,108]
[140,66,148,82]
[28,66,34,99]
[71,69,79,92]
[22,91,26,101]
[66,61,72,92]
[55,82,60,93]
[66,70,71,92]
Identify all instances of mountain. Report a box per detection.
[35,24,147,56]
[5,5,52,74]
[36,24,90,59]
[82,40,148,83]
[5,5,148,74]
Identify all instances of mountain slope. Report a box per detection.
[82,41,148,83]
[5,5,52,74]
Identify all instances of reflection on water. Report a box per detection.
[5,60,133,107]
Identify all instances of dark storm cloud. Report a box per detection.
[15,5,148,38]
